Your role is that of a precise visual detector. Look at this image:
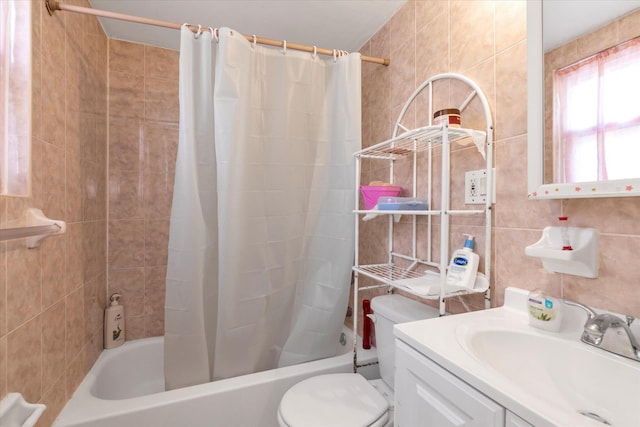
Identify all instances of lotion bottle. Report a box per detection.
[446,234,480,289]
[104,293,125,349]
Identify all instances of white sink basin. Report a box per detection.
[459,326,640,426]
[393,288,640,427]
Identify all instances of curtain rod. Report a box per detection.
[44,0,390,66]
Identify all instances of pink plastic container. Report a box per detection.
[359,185,402,210]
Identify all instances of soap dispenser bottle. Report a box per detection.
[104,293,125,349]
[446,234,480,289]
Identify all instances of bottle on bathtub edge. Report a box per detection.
[104,293,125,349]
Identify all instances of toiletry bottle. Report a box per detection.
[362,299,372,349]
[104,293,125,349]
[527,289,563,332]
[445,234,480,289]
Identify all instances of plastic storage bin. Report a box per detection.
[377,197,429,210]
[360,186,402,210]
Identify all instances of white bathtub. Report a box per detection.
[54,328,378,427]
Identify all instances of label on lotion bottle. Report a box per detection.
[528,290,562,331]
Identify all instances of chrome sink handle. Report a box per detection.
[564,299,640,362]
[564,299,602,345]
[564,299,597,319]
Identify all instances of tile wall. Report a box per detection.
[350,0,640,338]
[107,40,179,340]
[3,1,640,424]
[0,1,108,425]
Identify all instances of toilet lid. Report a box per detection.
[279,373,389,427]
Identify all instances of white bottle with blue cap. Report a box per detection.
[445,234,480,289]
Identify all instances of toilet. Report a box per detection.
[277,294,440,427]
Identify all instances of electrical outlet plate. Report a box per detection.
[465,169,495,204]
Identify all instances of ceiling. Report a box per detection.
[88,0,407,52]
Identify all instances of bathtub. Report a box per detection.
[53,328,378,427]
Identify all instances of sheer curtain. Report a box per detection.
[165,26,360,388]
[553,37,640,183]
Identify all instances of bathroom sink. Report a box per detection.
[393,288,640,427]
[457,326,640,426]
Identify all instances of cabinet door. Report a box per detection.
[506,411,535,427]
[395,341,504,427]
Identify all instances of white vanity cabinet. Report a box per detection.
[506,412,535,427]
[394,339,539,427]
[394,340,504,426]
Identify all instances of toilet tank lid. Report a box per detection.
[371,294,440,323]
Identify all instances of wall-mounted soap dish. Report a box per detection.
[0,393,46,427]
[525,226,599,278]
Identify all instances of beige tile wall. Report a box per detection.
[107,40,178,340]
[350,0,640,338]
[352,0,526,326]
[350,0,640,332]
[0,1,108,425]
[3,2,639,422]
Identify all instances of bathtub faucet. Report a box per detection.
[564,299,640,362]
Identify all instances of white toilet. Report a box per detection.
[277,294,440,427]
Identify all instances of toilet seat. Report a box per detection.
[277,373,390,427]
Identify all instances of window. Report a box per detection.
[553,37,640,183]
[1,0,31,196]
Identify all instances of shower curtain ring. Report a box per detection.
[208,27,215,41]
[252,35,257,49]
[333,49,337,62]
[282,40,287,55]
[194,24,202,39]
[312,46,317,59]
[213,27,219,42]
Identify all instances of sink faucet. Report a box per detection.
[564,299,640,362]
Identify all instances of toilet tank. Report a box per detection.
[370,294,440,389]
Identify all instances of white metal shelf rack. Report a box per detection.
[352,73,494,369]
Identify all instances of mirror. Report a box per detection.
[527,0,640,199]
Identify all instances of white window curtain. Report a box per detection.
[165,26,361,389]
[553,37,640,183]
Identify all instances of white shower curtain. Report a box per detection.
[164,26,219,390]
[165,26,361,389]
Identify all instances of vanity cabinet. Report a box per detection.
[506,412,535,427]
[395,339,540,427]
[395,341,504,426]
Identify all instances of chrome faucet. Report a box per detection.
[564,299,640,362]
